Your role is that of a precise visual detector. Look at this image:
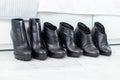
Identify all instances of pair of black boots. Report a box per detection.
[11,19,47,61]
[11,18,111,61]
[75,22,112,57]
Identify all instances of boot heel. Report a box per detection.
[14,54,32,61]
[60,38,64,47]
[59,35,65,48]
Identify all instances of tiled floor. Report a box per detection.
[0,45,120,80]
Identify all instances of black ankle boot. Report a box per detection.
[92,22,112,56]
[28,19,47,60]
[11,19,32,61]
[43,22,66,58]
[58,22,83,57]
[75,22,99,57]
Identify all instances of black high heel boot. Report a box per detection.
[43,22,66,58]
[58,22,83,57]
[75,22,99,57]
[11,19,32,61]
[92,22,112,56]
[28,19,47,60]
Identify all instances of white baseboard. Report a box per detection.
[109,39,120,45]
[0,44,13,50]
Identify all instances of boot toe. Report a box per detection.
[33,49,48,60]
[48,49,66,58]
[84,49,99,57]
[67,49,83,57]
[100,49,112,56]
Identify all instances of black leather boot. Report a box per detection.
[28,19,47,60]
[11,19,32,61]
[92,22,112,56]
[59,22,83,57]
[43,22,66,58]
[75,22,99,57]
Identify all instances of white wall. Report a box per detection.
[37,12,92,29]
[0,12,120,50]
[0,20,11,44]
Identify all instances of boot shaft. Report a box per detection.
[43,22,60,48]
[75,22,95,48]
[92,22,109,46]
[92,22,112,56]
[59,22,75,46]
[29,19,44,49]
[11,19,29,47]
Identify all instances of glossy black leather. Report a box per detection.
[92,22,112,56]
[28,19,47,60]
[43,22,66,58]
[59,22,83,57]
[11,19,32,61]
[75,22,99,57]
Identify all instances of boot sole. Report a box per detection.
[100,52,111,56]
[49,54,65,58]
[32,54,48,60]
[67,53,82,57]
[84,53,99,57]
[48,52,65,59]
